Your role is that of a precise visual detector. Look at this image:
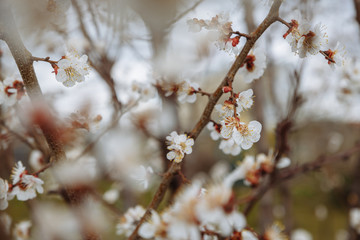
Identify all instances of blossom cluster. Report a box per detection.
[283,12,345,68]
[0,161,44,210]
[166,131,194,163]
[208,88,262,156]
[116,163,289,240]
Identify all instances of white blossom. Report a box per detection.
[117,205,146,237]
[291,229,313,240]
[9,161,44,201]
[55,51,90,87]
[350,208,360,234]
[187,15,241,55]
[138,210,167,239]
[130,165,154,190]
[219,139,241,156]
[196,184,246,237]
[221,117,261,150]
[0,77,26,107]
[215,101,239,118]
[325,41,346,69]
[177,80,199,104]
[238,48,266,83]
[207,122,221,141]
[285,14,326,58]
[236,89,254,112]
[0,178,9,210]
[241,230,258,240]
[13,220,32,240]
[166,131,194,163]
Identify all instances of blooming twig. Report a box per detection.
[128,1,284,239]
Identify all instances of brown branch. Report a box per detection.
[0,0,66,163]
[127,1,284,239]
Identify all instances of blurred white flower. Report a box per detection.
[177,80,199,104]
[130,165,154,190]
[138,210,167,239]
[238,48,266,83]
[219,138,241,156]
[350,208,360,234]
[103,188,120,204]
[291,229,313,240]
[0,77,26,107]
[276,157,291,169]
[0,178,9,210]
[196,185,246,237]
[187,15,242,55]
[0,213,11,235]
[207,122,222,141]
[29,149,45,171]
[131,81,157,102]
[117,205,146,237]
[263,222,288,240]
[55,51,90,87]
[241,230,258,240]
[13,220,31,240]
[166,131,194,163]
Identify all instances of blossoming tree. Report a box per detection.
[0,0,359,239]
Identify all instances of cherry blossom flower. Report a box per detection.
[221,117,262,150]
[163,80,199,103]
[215,100,239,118]
[166,131,194,163]
[9,161,44,201]
[116,205,146,237]
[238,48,266,83]
[54,51,90,87]
[177,80,200,103]
[323,41,346,69]
[236,89,254,112]
[284,14,326,58]
[13,220,31,240]
[187,15,241,55]
[350,208,360,234]
[130,165,154,190]
[0,178,9,210]
[0,77,26,107]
